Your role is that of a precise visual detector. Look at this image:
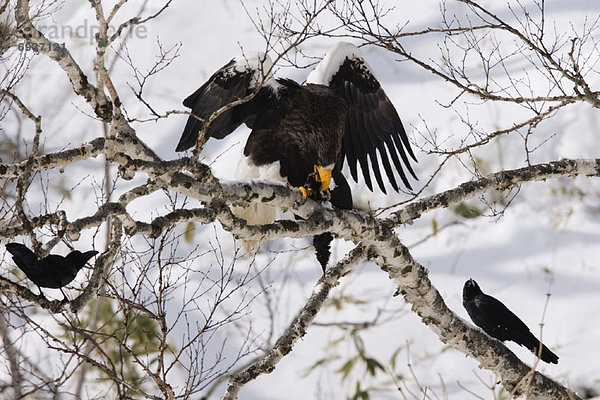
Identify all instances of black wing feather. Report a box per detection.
[340,84,362,183]
[364,106,401,192]
[5,243,38,266]
[177,59,258,151]
[349,104,373,191]
[374,140,398,192]
[329,56,417,192]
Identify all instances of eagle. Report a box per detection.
[177,42,417,267]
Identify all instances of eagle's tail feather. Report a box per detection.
[232,203,278,252]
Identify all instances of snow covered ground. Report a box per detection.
[3,0,600,399]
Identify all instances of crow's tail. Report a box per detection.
[531,340,559,364]
[519,332,559,364]
[5,243,38,269]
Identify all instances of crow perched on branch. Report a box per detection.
[5,243,98,301]
[462,278,558,364]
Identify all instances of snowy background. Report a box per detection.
[2,0,600,399]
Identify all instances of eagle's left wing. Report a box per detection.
[307,43,417,193]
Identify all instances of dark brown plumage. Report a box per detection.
[177,43,418,270]
[177,43,416,195]
[241,81,347,188]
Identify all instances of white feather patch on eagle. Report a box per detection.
[233,156,286,251]
[232,51,281,91]
[306,42,375,85]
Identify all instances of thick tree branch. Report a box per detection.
[220,245,368,400]
[2,2,596,397]
[369,238,580,400]
[389,158,600,226]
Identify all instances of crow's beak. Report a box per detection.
[465,278,478,289]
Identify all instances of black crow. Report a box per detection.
[462,278,558,364]
[5,243,98,300]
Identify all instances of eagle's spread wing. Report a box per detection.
[307,43,417,193]
[177,52,276,152]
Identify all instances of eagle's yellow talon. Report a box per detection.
[298,186,312,199]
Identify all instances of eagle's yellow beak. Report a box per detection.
[314,165,332,191]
